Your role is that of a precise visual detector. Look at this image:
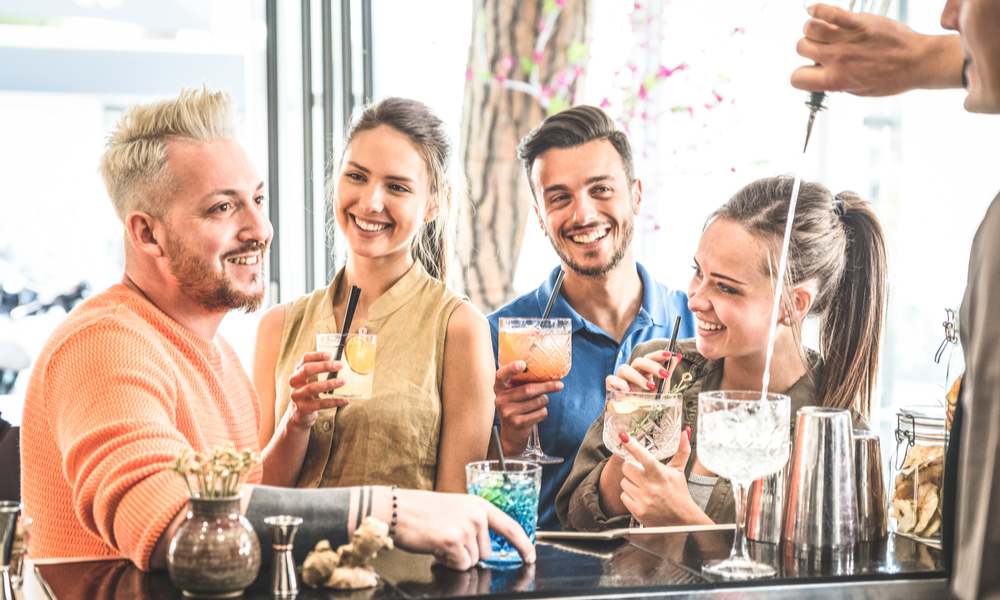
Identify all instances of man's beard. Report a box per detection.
[549,215,634,279]
[164,238,267,313]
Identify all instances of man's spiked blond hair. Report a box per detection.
[99,86,240,222]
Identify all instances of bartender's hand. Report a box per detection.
[619,429,714,527]
[791,4,963,96]
[286,351,349,430]
[492,361,562,457]
[394,489,536,570]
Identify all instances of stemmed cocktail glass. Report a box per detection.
[498,318,572,464]
[698,391,790,579]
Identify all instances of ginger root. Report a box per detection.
[302,517,394,589]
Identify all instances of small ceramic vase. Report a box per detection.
[167,494,261,598]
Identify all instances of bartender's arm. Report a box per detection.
[792,3,963,97]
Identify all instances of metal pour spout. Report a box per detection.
[803,91,827,153]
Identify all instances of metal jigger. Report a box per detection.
[0,502,21,600]
[265,516,303,597]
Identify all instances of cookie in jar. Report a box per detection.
[889,407,946,541]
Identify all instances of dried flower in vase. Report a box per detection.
[169,444,261,499]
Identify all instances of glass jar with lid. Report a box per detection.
[888,407,946,541]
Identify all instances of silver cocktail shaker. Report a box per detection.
[782,407,858,554]
[746,459,791,544]
[853,430,887,541]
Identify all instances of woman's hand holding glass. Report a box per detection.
[617,428,713,527]
[600,350,698,524]
[285,351,350,430]
[605,350,681,393]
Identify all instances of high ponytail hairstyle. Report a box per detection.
[325,97,461,283]
[711,176,888,419]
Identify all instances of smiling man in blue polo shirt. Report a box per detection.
[487,105,694,531]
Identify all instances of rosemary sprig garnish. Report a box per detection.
[626,373,695,438]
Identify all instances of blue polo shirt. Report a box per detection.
[488,263,695,530]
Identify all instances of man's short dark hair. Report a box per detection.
[516,105,635,200]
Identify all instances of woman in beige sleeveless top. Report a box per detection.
[252,98,495,493]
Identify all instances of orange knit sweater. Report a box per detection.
[21,285,262,570]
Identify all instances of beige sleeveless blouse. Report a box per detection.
[273,262,464,491]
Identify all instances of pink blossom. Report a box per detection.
[600,98,611,108]
[556,0,566,7]
[533,50,544,63]
[639,87,648,100]
[541,86,553,99]
[641,111,648,120]
[495,73,507,85]
[713,91,723,102]
[499,55,514,72]
[634,2,642,9]
[731,167,736,172]
[686,107,694,117]
[574,65,585,77]
[465,67,473,81]
[653,222,661,231]
[657,63,688,78]
[733,27,745,34]
[553,72,568,88]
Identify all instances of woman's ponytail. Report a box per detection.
[815,192,888,419]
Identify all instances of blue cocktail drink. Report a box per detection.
[466,460,540,567]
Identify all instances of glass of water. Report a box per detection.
[698,391,790,579]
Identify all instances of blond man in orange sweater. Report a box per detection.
[20,86,533,572]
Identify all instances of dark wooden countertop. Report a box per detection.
[30,531,949,600]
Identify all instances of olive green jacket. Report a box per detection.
[555,339,869,531]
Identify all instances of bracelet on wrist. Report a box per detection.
[389,484,398,540]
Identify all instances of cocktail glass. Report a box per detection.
[603,389,682,527]
[7,516,29,589]
[466,460,541,567]
[498,318,572,464]
[603,390,683,463]
[315,332,377,399]
[698,391,790,579]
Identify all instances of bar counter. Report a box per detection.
[24,530,949,600]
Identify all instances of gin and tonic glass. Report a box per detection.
[698,391,790,579]
[603,389,683,527]
[498,318,572,464]
[603,390,683,463]
[316,331,377,399]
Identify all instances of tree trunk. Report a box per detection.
[458,0,590,313]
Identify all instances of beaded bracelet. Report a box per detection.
[389,484,398,539]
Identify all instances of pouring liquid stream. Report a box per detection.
[761,173,804,399]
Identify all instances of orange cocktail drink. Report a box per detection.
[316,332,377,398]
[498,318,571,383]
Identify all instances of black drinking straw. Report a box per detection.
[492,425,507,471]
[542,269,565,320]
[655,316,683,399]
[330,285,361,379]
[522,269,566,374]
